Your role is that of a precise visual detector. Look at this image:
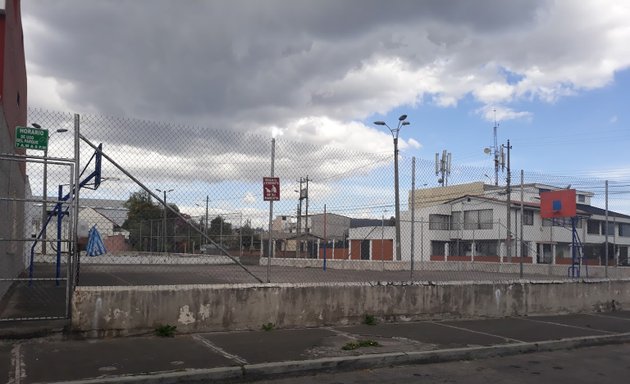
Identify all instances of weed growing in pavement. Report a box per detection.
[342,339,380,350]
[363,314,377,325]
[154,324,177,337]
[261,322,275,331]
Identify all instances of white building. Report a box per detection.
[349,182,630,267]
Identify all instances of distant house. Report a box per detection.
[268,213,392,259]
[31,197,130,254]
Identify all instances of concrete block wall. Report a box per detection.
[72,279,630,336]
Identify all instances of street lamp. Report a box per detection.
[33,123,68,255]
[156,188,174,253]
[374,114,410,261]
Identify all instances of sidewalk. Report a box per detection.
[2,311,630,383]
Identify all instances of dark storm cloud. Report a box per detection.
[24,0,543,124]
[22,0,630,163]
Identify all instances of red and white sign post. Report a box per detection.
[263,177,280,201]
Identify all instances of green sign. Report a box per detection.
[15,126,49,150]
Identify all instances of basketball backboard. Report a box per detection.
[540,189,576,219]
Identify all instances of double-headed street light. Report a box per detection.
[156,188,174,253]
[33,123,68,255]
[374,114,410,262]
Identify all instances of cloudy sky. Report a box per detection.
[21,0,630,216]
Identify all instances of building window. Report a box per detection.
[523,210,534,226]
[462,209,493,230]
[463,210,477,229]
[601,222,615,236]
[478,209,493,229]
[619,223,630,237]
[475,240,498,256]
[538,244,553,264]
[450,211,462,230]
[521,242,529,258]
[587,220,600,235]
[449,241,472,256]
[431,241,446,256]
[556,243,571,259]
[429,214,450,230]
[578,194,586,203]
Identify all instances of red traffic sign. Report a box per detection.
[263,177,280,201]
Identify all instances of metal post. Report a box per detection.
[305,176,310,233]
[205,195,209,245]
[297,177,303,234]
[266,138,275,282]
[393,136,402,261]
[323,204,327,271]
[520,169,524,278]
[605,180,609,278]
[420,218,424,262]
[381,211,385,270]
[410,156,416,279]
[67,114,80,317]
[56,185,63,286]
[239,212,243,259]
[42,146,49,255]
[150,220,153,252]
[505,140,512,262]
[163,190,167,252]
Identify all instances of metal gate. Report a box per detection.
[0,151,78,321]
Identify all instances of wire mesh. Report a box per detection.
[18,108,630,289]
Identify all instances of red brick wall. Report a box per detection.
[318,248,349,259]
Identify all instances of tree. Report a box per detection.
[239,221,258,249]
[209,215,232,245]
[122,190,162,250]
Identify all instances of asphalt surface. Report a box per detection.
[254,343,630,384]
[1,311,629,383]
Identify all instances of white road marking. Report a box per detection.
[428,321,525,343]
[191,334,249,365]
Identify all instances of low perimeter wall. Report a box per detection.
[72,279,630,337]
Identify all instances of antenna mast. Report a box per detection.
[435,150,452,187]
[493,110,500,186]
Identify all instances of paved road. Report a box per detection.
[253,343,630,384]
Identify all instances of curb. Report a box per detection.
[48,332,630,384]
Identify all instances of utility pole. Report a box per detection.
[205,196,209,244]
[304,176,311,233]
[297,176,311,234]
[156,188,174,253]
[297,177,304,234]
[504,140,512,262]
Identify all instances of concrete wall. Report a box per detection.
[72,279,630,336]
[0,106,27,298]
[0,0,27,298]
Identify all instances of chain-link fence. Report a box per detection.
[8,108,630,300]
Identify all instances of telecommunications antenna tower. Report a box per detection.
[483,109,503,186]
[435,150,451,187]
